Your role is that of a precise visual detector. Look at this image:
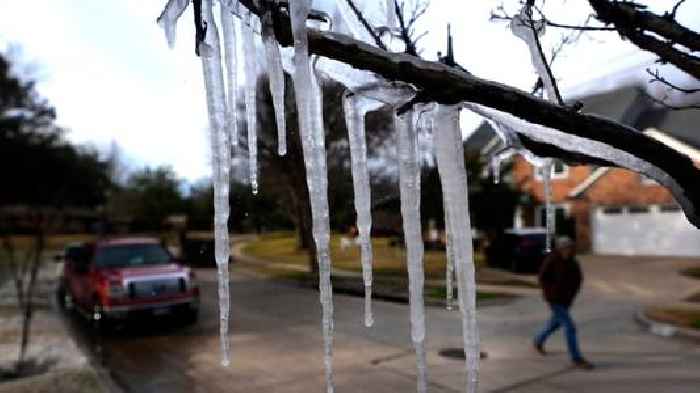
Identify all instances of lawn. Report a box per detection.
[242,231,485,280]
[646,307,700,330]
[681,266,700,280]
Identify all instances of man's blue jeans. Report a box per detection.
[534,303,583,361]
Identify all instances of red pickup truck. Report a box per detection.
[59,237,199,325]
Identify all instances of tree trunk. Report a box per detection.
[17,227,44,371]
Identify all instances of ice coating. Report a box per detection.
[540,161,554,252]
[510,6,558,103]
[397,109,427,393]
[197,0,232,367]
[289,2,335,392]
[262,11,287,156]
[220,1,239,148]
[343,92,383,327]
[490,154,501,184]
[156,0,190,49]
[242,11,259,194]
[434,105,479,393]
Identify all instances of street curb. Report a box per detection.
[634,309,700,340]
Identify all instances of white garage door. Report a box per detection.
[592,205,700,256]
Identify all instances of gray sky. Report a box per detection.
[1,0,698,181]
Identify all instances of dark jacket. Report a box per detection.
[538,251,582,307]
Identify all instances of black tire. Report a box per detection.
[182,308,198,325]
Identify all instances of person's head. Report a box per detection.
[555,236,576,259]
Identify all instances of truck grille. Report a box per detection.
[128,278,183,299]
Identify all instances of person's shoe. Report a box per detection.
[573,358,595,370]
[533,341,546,356]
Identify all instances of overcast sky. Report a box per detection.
[2,0,698,182]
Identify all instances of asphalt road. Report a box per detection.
[64,256,700,393]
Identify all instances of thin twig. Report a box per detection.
[644,91,700,111]
[668,0,687,20]
[393,0,418,56]
[646,68,700,94]
[343,0,388,51]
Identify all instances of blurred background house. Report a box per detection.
[467,62,700,257]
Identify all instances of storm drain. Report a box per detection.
[438,348,488,360]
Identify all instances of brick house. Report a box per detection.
[467,77,700,256]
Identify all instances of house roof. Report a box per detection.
[567,130,700,198]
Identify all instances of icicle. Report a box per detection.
[343,92,376,327]
[262,8,287,156]
[289,2,335,392]
[434,105,479,393]
[156,0,190,49]
[197,0,231,367]
[220,1,239,147]
[242,11,259,194]
[490,154,501,184]
[444,196,455,311]
[510,6,558,103]
[397,110,428,393]
[541,161,554,253]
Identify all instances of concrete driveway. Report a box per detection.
[69,255,700,393]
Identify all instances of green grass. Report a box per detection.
[681,267,700,279]
[692,319,700,330]
[242,232,456,279]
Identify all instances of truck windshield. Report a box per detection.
[95,244,171,268]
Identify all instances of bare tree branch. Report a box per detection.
[589,0,700,71]
[646,68,700,94]
[669,0,687,20]
[343,0,388,51]
[393,0,418,56]
[643,91,700,111]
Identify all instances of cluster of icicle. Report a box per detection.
[156,2,690,393]
[156,1,480,392]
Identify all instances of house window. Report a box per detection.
[602,206,623,215]
[660,203,681,213]
[628,205,650,214]
[533,160,568,181]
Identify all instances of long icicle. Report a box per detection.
[289,2,335,392]
[397,109,428,393]
[541,161,554,252]
[343,92,375,327]
[242,11,259,194]
[220,1,239,147]
[197,0,231,367]
[262,8,287,156]
[434,104,479,393]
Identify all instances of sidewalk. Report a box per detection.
[0,262,112,393]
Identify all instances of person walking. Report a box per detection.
[534,236,594,370]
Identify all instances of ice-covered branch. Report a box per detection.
[589,0,700,80]
[232,0,700,228]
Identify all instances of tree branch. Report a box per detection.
[589,0,700,74]
[646,68,700,94]
[343,0,388,51]
[238,0,700,227]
